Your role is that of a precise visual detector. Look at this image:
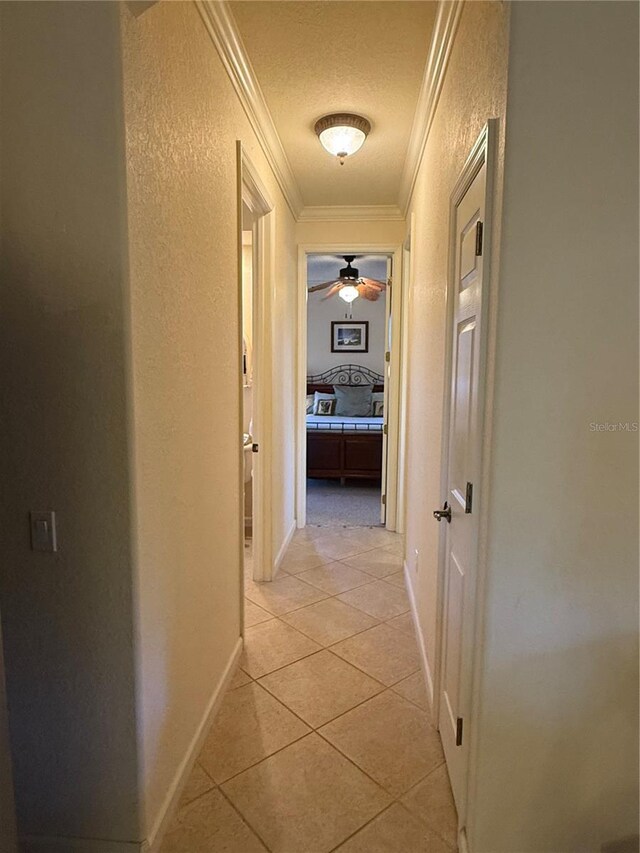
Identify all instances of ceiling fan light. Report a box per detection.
[315,114,371,164]
[339,284,360,303]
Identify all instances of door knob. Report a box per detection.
[433,501,452,523]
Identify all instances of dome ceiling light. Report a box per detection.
[314,113,371,165]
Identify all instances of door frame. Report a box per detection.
[295,242,404,530]
[433,121,498,837]
[237,143,275,591]
[396,214,415,535]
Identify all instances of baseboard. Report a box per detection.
[144,637,243,852]
[273,519,296,577]
[403,560,435,710]
[20,835,145,852]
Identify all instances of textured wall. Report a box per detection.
[120,1,297,837]
[0,1,140,842]
[403,0,509,716]
[296,219,406,246]
[0,619,17,852]
[472,3,639,850]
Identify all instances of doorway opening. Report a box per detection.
[238,143,275,588]
[241,209,255,569]
[299,249,401,531]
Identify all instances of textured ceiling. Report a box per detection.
[229,2,437,208]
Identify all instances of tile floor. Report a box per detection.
[161,526,458,853]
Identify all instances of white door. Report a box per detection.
[380,256,393,523]
[436,147,489,816]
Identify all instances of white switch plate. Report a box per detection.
[30,511,57,552]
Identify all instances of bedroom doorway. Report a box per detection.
[297,246,404,532]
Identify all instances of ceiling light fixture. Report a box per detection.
[314,113,371,165]
[338,284,360,303]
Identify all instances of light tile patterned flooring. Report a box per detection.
[161,526,458,853]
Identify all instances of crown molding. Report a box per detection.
[196,0,462,223]
[298,205,404,223]
[398,0,464,215]
[196,0,304,219]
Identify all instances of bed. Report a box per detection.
[306,365,384,482]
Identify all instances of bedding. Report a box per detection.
[312,391,336,414]
[306,414,383,432]
[333,384,373,417]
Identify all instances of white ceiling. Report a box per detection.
[307,254,388,284]
[229,2,437,209]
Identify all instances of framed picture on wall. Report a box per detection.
[331,321,369,353]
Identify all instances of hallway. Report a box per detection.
[161,528,457,852]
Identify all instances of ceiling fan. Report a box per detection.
[307,256,387,304]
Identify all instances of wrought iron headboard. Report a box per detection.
[307,364,384,387]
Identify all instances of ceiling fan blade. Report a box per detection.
[308,279,340,293]
[360,289,380,302]
[360,277,386,289]
[355,283,374,301]
[321,283,345,300]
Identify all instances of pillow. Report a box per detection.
[333,384,373,417]
[316,398,336,416]
[313,391,335,415]
[371,391,384,415]
[306,394,314,414]
[372,399,384,417]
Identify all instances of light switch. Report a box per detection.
[30,511,57,553]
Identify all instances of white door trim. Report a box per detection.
[295,242,404,531]
[434,120,498,836]
[395,215,415,535]
[238,144,275,590]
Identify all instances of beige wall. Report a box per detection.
[403,0,509,703]
[296,218,406,247]
[0,2,141,844]
[1,1,299,846]
[0,620,17,853]
[120,0,297,838]
[270,206,299,562]
[471,3,639,850]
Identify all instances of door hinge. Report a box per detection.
[456,717,464,746]
[387,277,392,288]
[383,423,388,435]
[475,221,484,256]
[385,350,391,363]
[381,494,386,506]
[465,482,473,514]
